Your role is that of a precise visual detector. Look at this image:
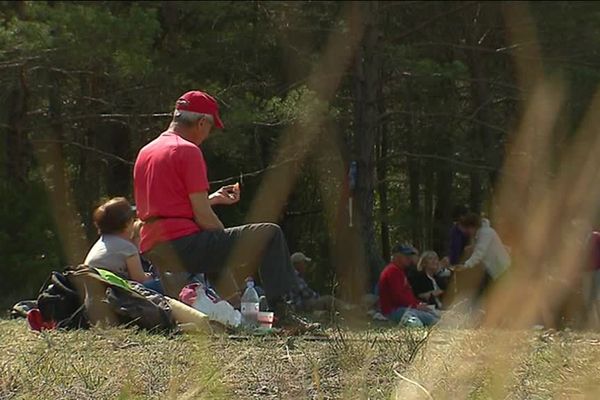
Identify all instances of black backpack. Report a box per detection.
[105,282,175,332]
[37,269,89,329]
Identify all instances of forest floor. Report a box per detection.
[2,317,600,400]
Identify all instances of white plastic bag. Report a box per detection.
[192,282,241,328]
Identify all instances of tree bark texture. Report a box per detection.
[352,1,385,287]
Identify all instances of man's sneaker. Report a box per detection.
[274,301,321,334]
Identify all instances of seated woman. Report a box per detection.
[410,251,450,309]
[84,197,162,292]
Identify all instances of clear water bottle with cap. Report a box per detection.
[240,278,260,326]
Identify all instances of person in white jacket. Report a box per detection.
[456,213,511,297]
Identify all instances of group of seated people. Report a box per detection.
[79,89,517,331]
[82,195,347,326]
[78,89,377,332]
[378,245,444,326]
[81,192,511,331]
[377,209,512,326]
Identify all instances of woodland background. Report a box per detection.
[1,1,598,305]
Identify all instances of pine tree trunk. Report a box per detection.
[4,67,29,185]
[424,160,435,249]
[33,72,89,264]
[352,1,385,288]
[434,161,453,255]
[377,104,390,263]
[466,5,501,193]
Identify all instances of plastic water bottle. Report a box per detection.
[240,278,260,326]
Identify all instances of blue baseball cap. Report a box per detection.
[391,244,417,256]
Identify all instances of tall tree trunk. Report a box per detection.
[430,82,454,255]
[3,67,29,185]
[74,75,97,240]
[101,121,133,198]
[433,160,453,255]
[376,100,390,263]
[466,4,501,195]
[407,153,421,248]
[405,81,422,249]
[33,71,88,265]
[352,1,385,288]
[376,51,390,263]
[470,171,483,213]
[423,159,435,249]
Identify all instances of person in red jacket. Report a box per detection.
[378,244,440,326]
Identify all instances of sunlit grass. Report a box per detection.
[0,319,229,400]
[16,2,600,400]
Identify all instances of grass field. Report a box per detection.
[2,318,600,399]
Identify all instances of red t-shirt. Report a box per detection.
[378,262,420,316]
[133,131,209,253]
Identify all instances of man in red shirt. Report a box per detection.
[378,245,440,326]
[133,90,301,323]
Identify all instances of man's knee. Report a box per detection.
[258,222,281,231]
[251,222,284,239]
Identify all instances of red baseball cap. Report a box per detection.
[175,90,224,129]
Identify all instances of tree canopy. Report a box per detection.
[2,1,600,305]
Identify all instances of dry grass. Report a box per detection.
[395,327,600,400]
[0,319,228,400]
[3,318,600,399]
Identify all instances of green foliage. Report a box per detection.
[30,2,161,78]
[2,1,600,300]
[0,182,64,307]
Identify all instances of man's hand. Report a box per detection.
[432,289,444,297]
[452,264,467,272]
[440,257,450,268]
[209,183,241,206]
[416,303,431,311]
[189,192,225,230]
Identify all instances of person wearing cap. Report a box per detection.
[133,91,310,328]
[377,244,440,326]
[289,252,353,312]
[289,252,318,308]
[291,252,312,276]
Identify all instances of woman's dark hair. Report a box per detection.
[93,197,134,235]
[460,212,482,228]
[452,205,469,221]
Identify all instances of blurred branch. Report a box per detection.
[27,136,546,192]
[410,41,600,68]
[380,110,510,135]
[30,113,172,128]
[393,1,478,41]
[392,72,523,93]
[31,139,134,166]
[0,56,42,69]
[285,209,323,218]
[381,150,498,172]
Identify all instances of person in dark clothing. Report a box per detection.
[444,205,470,266]
[409,251,450,309]
[403,246,420,282]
